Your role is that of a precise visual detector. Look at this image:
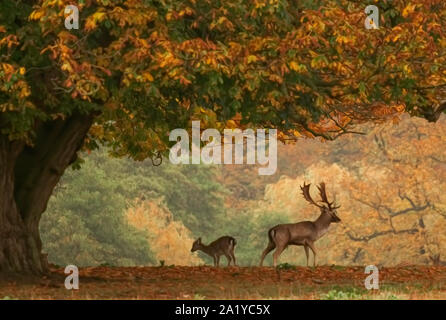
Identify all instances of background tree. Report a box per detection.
[39,149,156,267]
[40,148,227,267]
[126,198,203,266]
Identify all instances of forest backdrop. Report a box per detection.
[2,0,446,275]
[41,115,446,267]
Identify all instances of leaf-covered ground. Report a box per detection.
[1,266,445,300]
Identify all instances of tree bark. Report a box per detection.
[0,113,93,275]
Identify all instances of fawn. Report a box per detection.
[191,236,237,266]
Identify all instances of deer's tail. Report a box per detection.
[268,228,276,244]
[230,237,237,247]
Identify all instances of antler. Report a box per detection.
[317,182,341,209]
[332,191,341,209]
[317,182,331,206]
[300,182,323,208]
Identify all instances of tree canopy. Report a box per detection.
[2,0,446,153]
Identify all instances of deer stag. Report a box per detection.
[259,182,341,267]
[191,236,237,267]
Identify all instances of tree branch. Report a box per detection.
[346,228,418,242]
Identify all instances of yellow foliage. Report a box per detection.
[126,198,202,266]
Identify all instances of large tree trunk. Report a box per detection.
[0,114,93,275]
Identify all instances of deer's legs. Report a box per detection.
[304,245,310,267]
[224,253,232,266]
[230,251,237,266]
[307,242,317,267]
[272,245,286,267]
[213,255,217,266]
[259,242,275,266]
[216,255,220,267]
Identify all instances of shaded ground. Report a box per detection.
[0,265,445,300]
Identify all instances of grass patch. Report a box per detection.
[330,265,347,271]
[320,284,408,300]
[321,286,365,300]
[276,263,296,270]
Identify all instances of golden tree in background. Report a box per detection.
[126,198,203,266]
[254,116,446,266]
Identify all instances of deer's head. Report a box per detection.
[191,238,202,252]
[301,182,341,223]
